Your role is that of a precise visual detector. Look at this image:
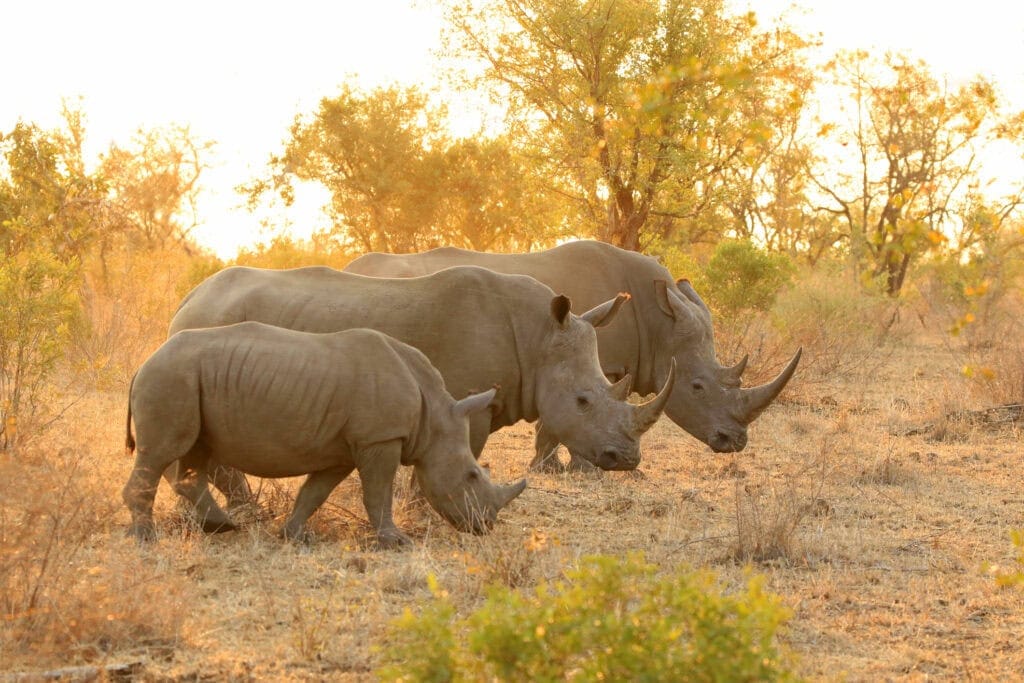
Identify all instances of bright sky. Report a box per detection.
[3,1,1024,258]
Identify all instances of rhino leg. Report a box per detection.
[528,421,566,473]
[208,464,255,510]
[171,449,237,534]
[356,441,412,550]
[281,464,355,542]
[123,457,164,541]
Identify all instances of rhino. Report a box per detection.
[123,323,527,546]
[167,265,674,512]
[345,240,801,469]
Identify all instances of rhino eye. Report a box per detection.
[576,395,591,411]
[466,469,480,482]
[691,381,705,393]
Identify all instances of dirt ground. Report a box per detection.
[3,330,1023,681]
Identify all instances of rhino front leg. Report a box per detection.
[281,464,355,542]
[529,421,565,473]
[356,441,412,550]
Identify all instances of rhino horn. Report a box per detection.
[633,358,676,433]
[719,354,749,384]
[609,373,633,401]
[495,478,527,508]
[739,348,802,423]
[579,292,630,328]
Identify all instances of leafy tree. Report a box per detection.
[810,51,1010,296]
[0,112,99,448]
[247,85,561,253]
[441,0,810,250]
[99,125,212,253]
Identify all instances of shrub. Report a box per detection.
[0,246,79,449]
[702,240,795,319]
[378,554,797,682]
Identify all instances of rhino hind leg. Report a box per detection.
[208,464,255,510]
[281,464,355,542]
[123,457,164,541]
[355,441,412,550]
[172,448,237,534]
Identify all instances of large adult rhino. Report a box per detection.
[346,240,801,468]
[124,323,526,546]
[167,265,674,509]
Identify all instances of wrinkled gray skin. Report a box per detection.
[346,241,801,470]
[167,265,673,510]
[124,324,527,546]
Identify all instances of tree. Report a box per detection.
[441,0,810,250]
[245,85,449,253]
[99,125,211,253]
[246,85,563,253]
[810,51,1008,296]
[0,111,99,448]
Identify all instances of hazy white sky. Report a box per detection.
[3,1,1023,257]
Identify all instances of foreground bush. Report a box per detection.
[378,553,797,682]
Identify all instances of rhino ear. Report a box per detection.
[550,295,572,328]
[453,387,497,419]
[579,292,630,328]
[654,280,692,322]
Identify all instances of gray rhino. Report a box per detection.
[345,241,801,469]
[168,265,674,511]
[124,323,527,546]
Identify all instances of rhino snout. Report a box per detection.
[708,429,748,453]
[594,446,641,471]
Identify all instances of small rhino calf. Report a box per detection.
[123,322,526,546]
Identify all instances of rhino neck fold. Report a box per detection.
[503,319,540,428]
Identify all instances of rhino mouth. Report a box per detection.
[708,429,748,453]
[586,447,641,471]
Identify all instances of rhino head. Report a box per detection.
[653,279,802,453]
[415,388,527,534]
[534,294,674,470]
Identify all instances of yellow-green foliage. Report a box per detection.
[378,554,797,682]
[232,233,353,271]
[0,246,78,449]
[703,240,796,318]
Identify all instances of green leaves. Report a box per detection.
[378,553,798,682]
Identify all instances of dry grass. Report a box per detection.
[3,328,1024,681]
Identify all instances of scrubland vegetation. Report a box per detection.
[4,0,1024,679]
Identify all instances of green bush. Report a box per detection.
[702,240,795,318]
[0,245,78,449]
[378,554,798,682]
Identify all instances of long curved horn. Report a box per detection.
[739,348,802,423]
[609,373,633,401]
[633,358,676,434]
[719,354,748,384]
[494,478,527,509]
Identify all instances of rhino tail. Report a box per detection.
[125,372,137,454]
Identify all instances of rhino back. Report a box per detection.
[172,266,550,428]
[150,324,422,477]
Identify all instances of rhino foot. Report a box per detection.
[127,521,157,543]
[372,528,413,551]
[201,517,238,534]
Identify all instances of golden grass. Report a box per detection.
[3,329,1024,681]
